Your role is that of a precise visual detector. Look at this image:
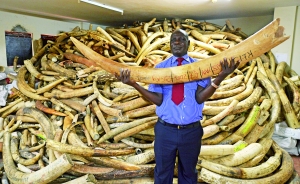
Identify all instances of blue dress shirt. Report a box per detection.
[148,54,211,125]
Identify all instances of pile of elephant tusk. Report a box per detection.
[1,17,300,183]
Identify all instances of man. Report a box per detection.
[116,29,239,184]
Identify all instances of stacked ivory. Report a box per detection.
[0,18,299,184]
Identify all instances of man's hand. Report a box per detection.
[196,57,240,104]
[115,68,163,105]
[218,57,240,79]
[115,68,136,86]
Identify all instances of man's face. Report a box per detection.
[170,30,189,57]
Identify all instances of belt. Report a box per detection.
[158,118,200,129]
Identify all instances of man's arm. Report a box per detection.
[196,58,240,104]
[115,68,163,106]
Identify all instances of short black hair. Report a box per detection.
[172,29,189,40]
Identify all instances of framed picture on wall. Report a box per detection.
[5,31,33,66]
[41,34,57,46]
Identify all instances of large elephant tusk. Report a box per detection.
[199,148,293,184]
[71,18,289,84]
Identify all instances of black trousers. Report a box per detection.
[154,120,203,184]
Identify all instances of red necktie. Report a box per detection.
[172,57,184,105]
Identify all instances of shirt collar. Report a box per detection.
[171,54,190,64]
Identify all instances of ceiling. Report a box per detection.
[0,0,299,27]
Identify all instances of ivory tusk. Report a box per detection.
[71,18,289,84]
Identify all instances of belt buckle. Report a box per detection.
[178,125,186,129]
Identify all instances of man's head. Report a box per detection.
[170,29,190,57]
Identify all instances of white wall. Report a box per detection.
[206,15,273,36]
[291,6,300,74]
[272,6,296,65]
[0,10,104,68]
[272,6,300,75]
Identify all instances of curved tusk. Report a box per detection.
[17,66,36,93]
[24,60,56,82]
[16,81,49,101]
[71,18,289,84]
